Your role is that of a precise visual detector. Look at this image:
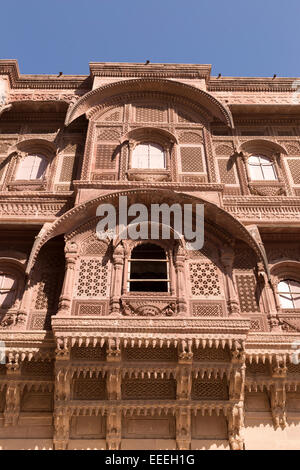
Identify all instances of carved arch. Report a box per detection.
[65,79,234,127]
[25,189,270,279]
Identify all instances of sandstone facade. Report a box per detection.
[0,61,300,449]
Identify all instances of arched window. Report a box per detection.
[128,243,169,292]
[132,143,165,169]
[278,279,300,309]
[0,273,17,308]
[15,154,47,180]
[248,155,277,181]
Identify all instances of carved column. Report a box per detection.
[270,357,287,429]
[221,245,240,316]
[17,277,34,328]
[57,241,78,316]
[4,362,21,427]
[236,152,250,195]
[176,407,191,450]
[110,244,124,315]
[228,343,246,450]
[257,262,281,331]
[53,340,71,450]
[174,246,187,315]
[106,408,122,450]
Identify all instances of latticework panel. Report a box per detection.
[122,378,176,400]
[246,363,269,376]
[76,258,109,298]
[95,144,117,169]
[35,272,62,310]
[217,158,237,184]
[189,262,221,297]
[97,128,121,141]
[180,146,204,172]
[287,159,300,184]
[135,105,167,122]
[236,274,260,312]
[193,347,231,362]
[71,346,106,361]
[73,378,107,400]
[29,313,52,330]
[214,144,234,156]
[191,377,228,400]
[192,303,223,316]
[22,361,54,377]
[179,132,203,144]
[177,109,197,123]
[123,347,177,362]
[287,363,300,374]
[59,155,75,182]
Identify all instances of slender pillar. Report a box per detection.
[110,244,124,315]
[57,241,78,316]
[221,245,240,316]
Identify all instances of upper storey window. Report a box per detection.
[0,273,17,308]
[248,155,277,181]
[15,154,47,180]
[278,279,300,309]
[128,243,169,292]
[132,143,165,169]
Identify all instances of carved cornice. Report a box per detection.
[89,63,212,81]
[0,60,90,90]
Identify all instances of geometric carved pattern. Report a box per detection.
[217,159,237,184]
[121,378,176,400]
[192,303,223,316]
[59,155,75,182]
[135,105,166,123]
[191,377,229,400]
[123,347,177,362]
[22,361,54,377]
[193,347,230,362]
[97,128,121,141]
[103,109,122,122]
[73,378,107,400]
[71,346,106,361]
[76,302,108,316]
[287,363,300,374]
[29,313,52,330]
[287,159,300,184]
[179,132,203,144]
[180,146,204,172]
[95,144,116,169]
[215,144,234,156]
[35,272,61,310]
[246,363,269,376]
[236,274,260,312]
[190,262,221,297]
[76,258,109,298]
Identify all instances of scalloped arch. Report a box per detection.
[26,188,268,278]
[65,79,234,127]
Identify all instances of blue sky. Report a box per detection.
[1,0,300,77]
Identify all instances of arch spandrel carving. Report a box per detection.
[65,79,234,127]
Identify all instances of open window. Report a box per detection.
[128,243,169,292]
[248,155,277,181]
[131,143,166,169]
[15,154,47,180]
[278,279,300,309]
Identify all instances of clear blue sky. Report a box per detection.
[1,0,300,77]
